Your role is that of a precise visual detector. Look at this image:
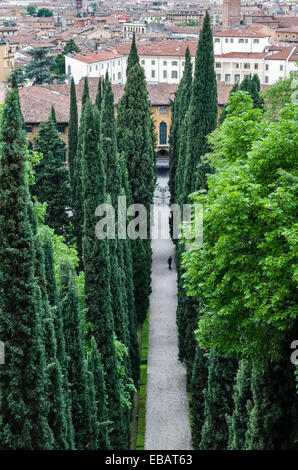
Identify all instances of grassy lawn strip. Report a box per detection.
[136,313,149,450]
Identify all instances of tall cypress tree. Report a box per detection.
[50,105,57,127]
[81,99,127,449]
[169,46,192,205]
[95,77,102,110]
[81,76,89,106]
[31,116,70,235]
[87,337,111,449]
[0,89,53,449]
[227,360,252,450]
[68,77,78,190]
[41,228,75,449]
[59,260,90,450]
[183,12,217,201]
[191,346,208,449]
[126,32,139,73]
[200,350,236,450]
[117,63,155,324]
[72,79,89,267]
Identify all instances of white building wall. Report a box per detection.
[66,55,127,84]
[213,35,270,55]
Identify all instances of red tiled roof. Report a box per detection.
[215,52,267,59]
[265,46,295,60]
[214,28,270,38]
[19,79,233,124]
[115,40,198,57]
[71,50,124,64]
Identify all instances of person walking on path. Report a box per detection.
[167,256,173,270]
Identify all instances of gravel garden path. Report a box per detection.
[145,205,193,450]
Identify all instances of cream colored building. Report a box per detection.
[0,42,14,81]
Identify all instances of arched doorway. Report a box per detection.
[159,121,167,145]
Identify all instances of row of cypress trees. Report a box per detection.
[169,12,297,450]
[0,34,155,449]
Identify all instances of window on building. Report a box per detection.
[280,64,283,71]
[265,64,269,71]
[238,38,244,43]
[57,124,66,134]
[118,72,121,80]
[277,34,280,38]
[163,70,167,78]
[102,64,104,69]
[182,61,185,66]
[230,38,234,43]
[253,38,260,44]
[265,76,269,83]
[215,63,221,68]
[163,60,167,65]
[61,150,66,164]
[159,107,167,114]
[118,60,120,65]
[254,63,258,69]
[245,39,248,43]
[235,74,240,84]
[172,61,178,66]
[225,38,228,43]
[89,66,92,72]
[151,70,155,78]
[96,65,98,71]
[159,121,167,145]
[67,65,71,74]
[171,70,178,79]
[225,74,231,84]
[151,60,155,65]
[216,73,221,81]
[113,73,115,81]
[25,126,33,133]
[244,63,250,69]
[214,38,220,43]
[285,34,288,38]
[141,59,145,65]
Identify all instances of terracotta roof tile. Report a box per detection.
[214,28,270,38]
[71,50,124,64]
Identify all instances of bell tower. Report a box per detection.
[223,0,241,28]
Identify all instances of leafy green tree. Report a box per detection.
[27,5,36,15]
[227,360,252,450]
[68,77,78,191]
[191,346,208,448]
[127,32,139,73]
[53,40,80,75]
[199,350,236,450]
[117,63,155,324]
[262,70,298,118]
[0,89,53,449]
[182,93,298,364]
[31,115,70,235]
[182,12,217,200]
[81,99,127,449]
[23,48,56,85]
[37,8,53,17]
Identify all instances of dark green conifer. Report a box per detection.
[169,46,192,205]
[191,346,208,449]
[50,105,57,127]
[68,77,78,189]
[227,360,252,450]
[117,63,155,324]
[183,12,217,200]
[87,337,111,449]
[0,89,53,449]
[81,99,127,449]
[31,116,70,235]
[59,260,90,449]
[200,350,236,450]
[95,77,102,110]
[72,80,89,267]
[126,32,139,73]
